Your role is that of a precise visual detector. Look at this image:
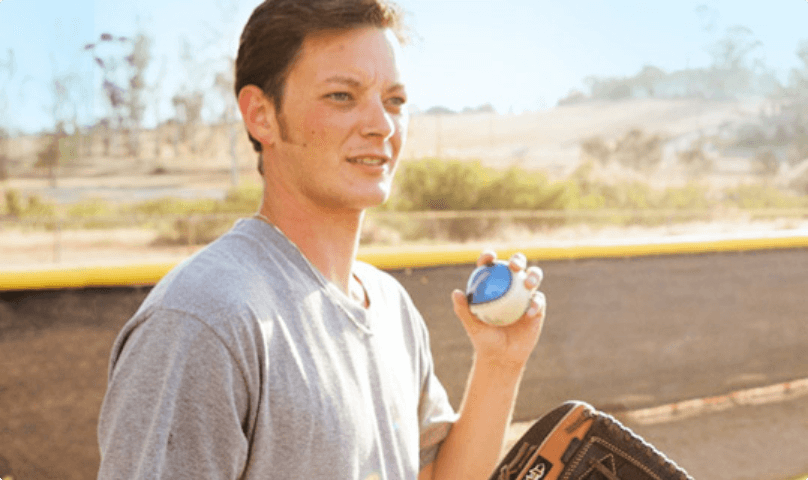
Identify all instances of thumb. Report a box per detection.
[451,289,483,333]
[451,289,469,316]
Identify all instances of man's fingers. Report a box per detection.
[525,266,544,291]
[478,250,496,267]
[508,252,527,272]
[525,290,546,318]
[476,250,497,267]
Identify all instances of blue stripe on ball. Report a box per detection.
[466,261,513,305]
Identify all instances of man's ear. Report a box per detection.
[238,85,278,148]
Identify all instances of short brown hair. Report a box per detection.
[235,0,405,159]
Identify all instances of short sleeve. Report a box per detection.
[97,309,251,479]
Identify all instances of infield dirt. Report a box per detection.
[3,247,808,480]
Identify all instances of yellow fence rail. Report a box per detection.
[3,232,808,291]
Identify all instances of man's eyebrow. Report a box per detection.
[386,82,406,93]
[323,75,362,87]
[322,75,406,92]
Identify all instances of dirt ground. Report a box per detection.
[0,288,150,480]
[396,249,808,480]
[2,244,808,480]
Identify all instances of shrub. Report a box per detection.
[392,159,570,212]
[25,195,56,217]
[753,149,779,176]
[580,136,611,165]
[124,197,219,217]
[677,144,713,176]
[219,182,262,212]
[67,198,113,218]
[578,129,665,174]
[477,167,568,210]
[153,215,238,245]
[392,158,488,211]
[145,183,261,243]
[613,129,664,173]
[66,198,117,228]
[662,183,713,210]
[389,159,573,240]
[3,189,23,217]
[723,183,805,209]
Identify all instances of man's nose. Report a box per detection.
[360,98,395,141]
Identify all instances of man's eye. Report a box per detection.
[327,92,352,102]
[387,96,407,108]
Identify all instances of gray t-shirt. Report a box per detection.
[97,218,457,479]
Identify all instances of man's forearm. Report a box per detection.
[428,355,526,480]
[422,252,546,480]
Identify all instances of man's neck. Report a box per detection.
[256,195,363,296]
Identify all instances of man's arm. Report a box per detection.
[98,310,251,479]
[420,252,546,480]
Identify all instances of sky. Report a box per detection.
[0,0,807,135]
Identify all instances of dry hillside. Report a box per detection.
[0,97,790,204]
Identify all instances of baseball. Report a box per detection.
[465,260,533,326]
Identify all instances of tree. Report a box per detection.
[36,124,63,187]
[613,129,664,173]
[172,92,204,154]
[584,75,633,101]
[753,149,779,177]
[171,37,210,156]
[710,26,761,71]
[677,141,713,178]
[0,127,9,182]
[788,40,808,103]
[0,49,15,181]
[557,89,586,106]
[45,72,82,184]
[780,40,808,165]
[580,136,611,166]
[707,25,762,98]
[85,34,128,155]
[149,56,168,162]
[126,34,151,157]
[635,65,666,98]
[84,32,150,158]
[214,57,240,186]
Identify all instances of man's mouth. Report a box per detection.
[347,157,388,167]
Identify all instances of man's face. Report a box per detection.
[266,27,408,212]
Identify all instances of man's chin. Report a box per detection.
[354,192,392,213]
[358,182,393,206]
[360,194,391,210]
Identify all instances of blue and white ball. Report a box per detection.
[465,260,532,326]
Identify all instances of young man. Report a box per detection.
[96,1,546,479]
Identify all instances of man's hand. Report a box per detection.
[423,251,547,480]
[451,250,546,368]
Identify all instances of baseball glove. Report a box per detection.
[491,401,694,480]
